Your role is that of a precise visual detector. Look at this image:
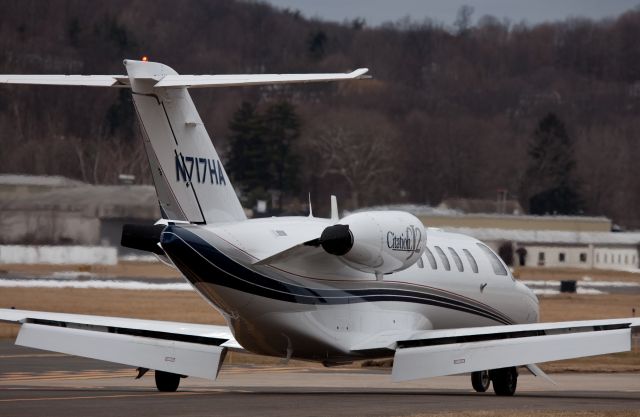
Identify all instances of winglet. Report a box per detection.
[351,68,370,79]
[525,364,557,385]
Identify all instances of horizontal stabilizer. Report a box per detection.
[0,74,129,87]
[154,68,369,88]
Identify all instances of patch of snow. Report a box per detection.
[0,245,117,265]
[0,279,193,291]
[533,287,606,295]
[51,271,97,279]
[118,254,160,263]
[521,279,639,288]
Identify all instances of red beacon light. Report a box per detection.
[141,56,149,62]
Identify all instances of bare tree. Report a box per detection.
[305,110,398,208]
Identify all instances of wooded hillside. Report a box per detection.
[1,1,639,226]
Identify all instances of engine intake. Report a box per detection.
[319,224,353,256]
[319,211,426,275]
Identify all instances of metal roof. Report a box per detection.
[444,227,640,246]
[0,174,85,187]
[358,203,610,223]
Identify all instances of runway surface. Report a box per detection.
[1,342,639,417]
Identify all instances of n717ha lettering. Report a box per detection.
[0,60,637,396]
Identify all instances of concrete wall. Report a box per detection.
[0,211,100,245]
[0,245,117,265]
[522,244,639,272]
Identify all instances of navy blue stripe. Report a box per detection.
[161,226,513,325]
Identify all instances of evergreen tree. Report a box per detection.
[307,30,327,60]
[105,89,135,138]
[520,113,583,215]
[226,101,302,213]
[226,102,270,192]
[264,101,301,211]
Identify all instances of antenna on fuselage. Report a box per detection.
[330,195,339,222]
[308,193,314,218]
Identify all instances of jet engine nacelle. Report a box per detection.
[319,211,426,275]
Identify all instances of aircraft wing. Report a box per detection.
[0,308,241,380]
[351,318,640,382]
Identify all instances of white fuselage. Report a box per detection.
[160,217,539,363]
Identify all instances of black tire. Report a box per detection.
[155,370,180,392]
[490,367,518,396]
[471,370,491,392]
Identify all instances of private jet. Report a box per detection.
[1,59,638,395]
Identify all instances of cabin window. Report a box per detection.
[463,249,479,273]
[434,246,451,271]
[625,255,629,264]
[579,253,587,263]
[424,247,437,269]
[604,253,608,263]
[448,247,464,272]
[476,243,508,276]
[559,253,565,262]
[596,253,600,263]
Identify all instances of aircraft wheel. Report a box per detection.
[471,370,491,392]
[490,367,518,396]
[155,370,180,392]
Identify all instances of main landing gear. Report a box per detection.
[471,367,518,396]
[471,370,491,392]
[137,367,183,392]
[155,370,182,392]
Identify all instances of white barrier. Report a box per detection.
[0,245,117,265]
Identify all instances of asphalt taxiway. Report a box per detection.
[1,342,639,417]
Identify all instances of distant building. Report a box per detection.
[447,228,640,272]
[0,175,159,254]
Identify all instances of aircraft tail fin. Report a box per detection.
[125,59,245,223]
